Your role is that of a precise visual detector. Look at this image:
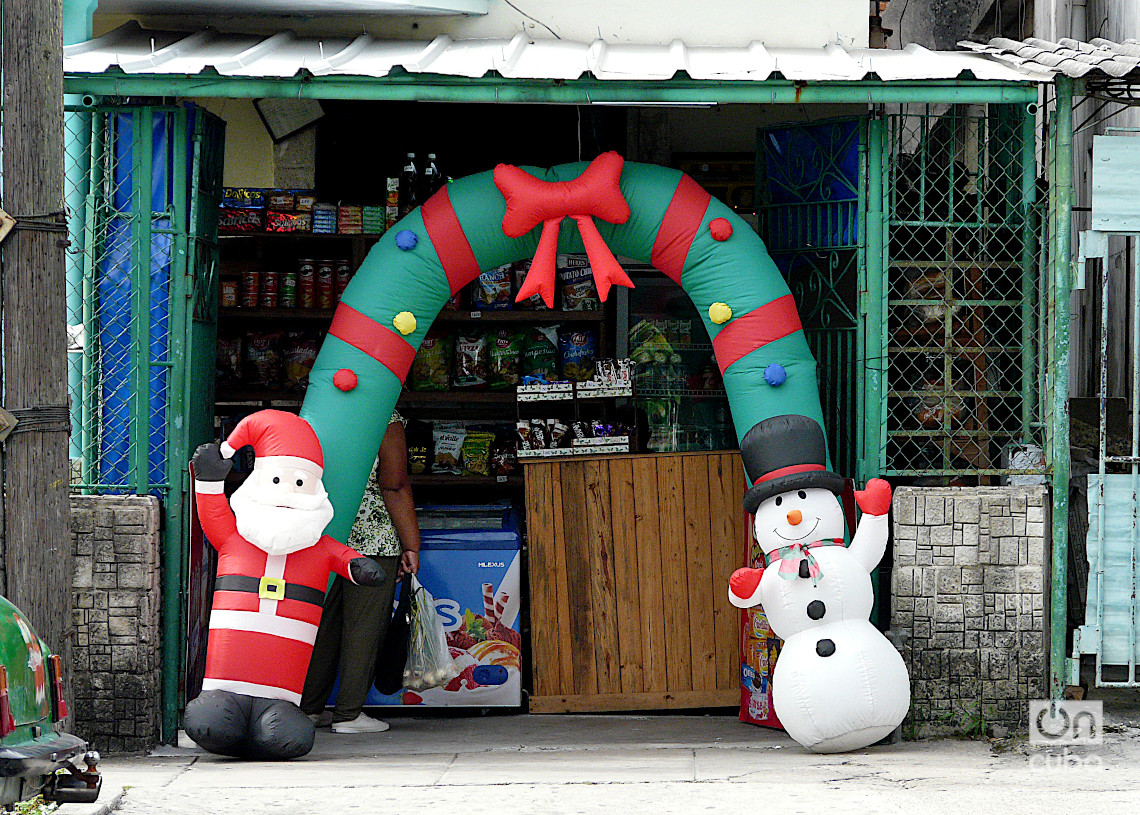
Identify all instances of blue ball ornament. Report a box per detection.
[764,363,787,387]
[395,230,418,251]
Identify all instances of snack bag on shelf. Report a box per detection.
[461,431,496,476]
[282,331,319,389]
[559,328,598,382]
[411,330,453,391]
[216,336,242,383]
[473,265,513,310]
[488,330,522,390]
[521,325,559,380]
[556,254,600,311]
[453,333,490,388]
[433,425,466,475]
[404,420,432,476]
[403,577,460,692]
[243,331,283,385]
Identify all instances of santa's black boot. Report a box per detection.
[184,690,254,758]
[246,698,316,760]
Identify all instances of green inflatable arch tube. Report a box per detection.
[299,159,826,542]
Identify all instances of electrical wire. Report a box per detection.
[502,0,561,40]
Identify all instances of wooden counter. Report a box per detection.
[522,451,748,713]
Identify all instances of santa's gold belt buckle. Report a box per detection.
[259,577,286,601]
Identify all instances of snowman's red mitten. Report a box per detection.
[855,478,892,516]
[729,567,764,603]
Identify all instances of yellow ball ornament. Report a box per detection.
[709,302,732,325]
[393,311,417,336]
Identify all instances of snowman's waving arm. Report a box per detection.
[849,479,892,573]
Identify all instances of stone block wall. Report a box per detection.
[892,486,1049,737]
[71,495,162,753]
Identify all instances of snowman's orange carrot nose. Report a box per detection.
[787,509,803,525]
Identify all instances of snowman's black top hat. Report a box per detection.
[740,414,844,514]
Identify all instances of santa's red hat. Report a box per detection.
[219,410,325,478]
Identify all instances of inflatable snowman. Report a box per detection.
[728,415,909,753]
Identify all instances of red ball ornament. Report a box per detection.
[333,368,358,392]
[709,217,733,241]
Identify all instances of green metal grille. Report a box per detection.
[757,119,862,480]
[881,104,1044,478]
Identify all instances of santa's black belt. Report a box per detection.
[214,575,326,606]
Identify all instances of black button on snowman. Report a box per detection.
[728,415,910,753]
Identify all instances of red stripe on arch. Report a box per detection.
[328,303,416,382]
[421,186,482,295]
[712,294,804,375]
[651,173,712,284]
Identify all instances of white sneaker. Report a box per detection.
[307,711,333,728]
[331,713,390,734]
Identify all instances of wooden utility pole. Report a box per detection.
[0,0,73,669]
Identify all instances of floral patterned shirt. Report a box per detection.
[346,412,406,558]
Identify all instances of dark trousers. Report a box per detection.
[300,555,399,723]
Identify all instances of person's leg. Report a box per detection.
[183,689,253,758]
[247,698,315,760]
[300,575,346,715]
[330,556,398,723]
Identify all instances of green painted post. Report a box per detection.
[862,115,887,482]
[856,118,869,484]
[1020,104,1038,438]
[131,108,154,495]
[63,0,98,459]
[162,107,190,743]
[1050,77,1074,698]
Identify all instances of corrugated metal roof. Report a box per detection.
[65,22,1048,82]
[959,36,1140,79]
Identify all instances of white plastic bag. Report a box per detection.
[403,576,459,691]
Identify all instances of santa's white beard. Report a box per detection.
[229,479,335,556]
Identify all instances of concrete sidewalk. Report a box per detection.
[66,712,1140,815]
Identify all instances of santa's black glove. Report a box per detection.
[192,442,232,482]
[350,557,384,586]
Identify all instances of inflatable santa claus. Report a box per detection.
[184,409,383,760]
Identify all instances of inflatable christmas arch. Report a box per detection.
[299,152,828,543]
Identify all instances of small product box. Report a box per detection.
[311,203,338,234]
[266,210,312,233]
[219,206,266,234]
[222,187,266,209]
[337,205,363,234]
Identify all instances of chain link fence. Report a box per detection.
[881,103,1046,479]
[65,105,214,495]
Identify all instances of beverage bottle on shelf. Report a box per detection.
[421,153,443,201]
[399,153,418,217]
[667,353,685,394]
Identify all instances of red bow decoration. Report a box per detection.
[494,151,635,308]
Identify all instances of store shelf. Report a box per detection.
[517,382,633,402]
[220,232,383,241]
[434,310,605,323]
[411,473,523,487]
[220,307,335,321]
[216,385,304,403]
[399,390,516,404]
[635,387,727,398]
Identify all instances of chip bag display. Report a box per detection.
[282,331,320,388]
[557,254,601,311]
[488,330,522,390]
[433,425,467,475]
[521,325,559,380]
[559,328,599,382]
[411,331,453,392]
[473,265,513,310]
[453,333,489,388]
[461,431,496,476]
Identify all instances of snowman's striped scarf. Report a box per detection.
[764,538,846,587]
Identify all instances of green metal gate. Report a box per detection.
[64,103,224,738]
[873,104,1045,480]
